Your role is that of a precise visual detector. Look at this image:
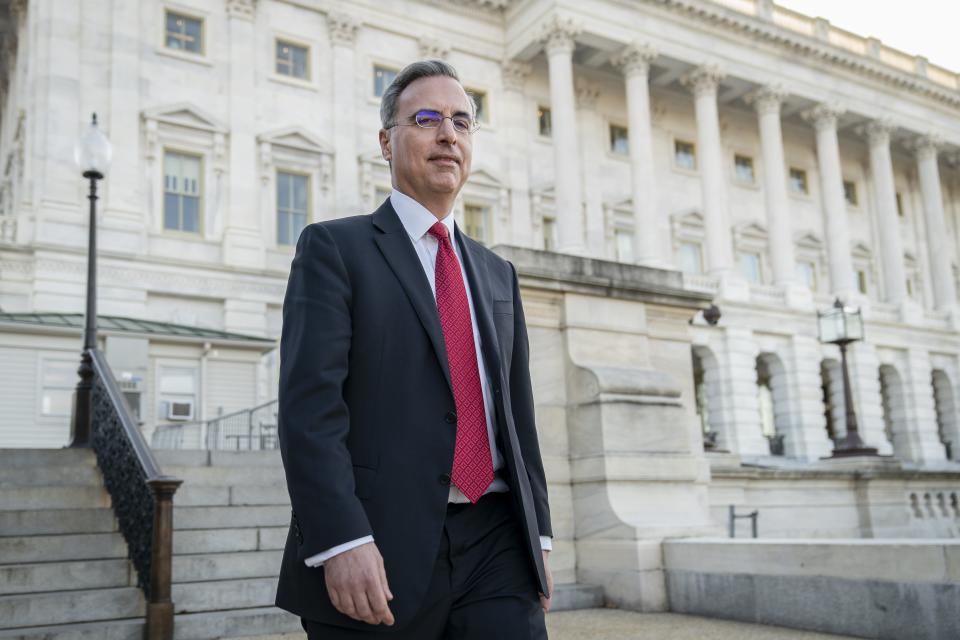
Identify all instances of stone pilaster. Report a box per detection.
[540,16,585,254]
[613,43,660,266]
[784,335,834,460]
[848,341,895,455]
[328,12,361,217]
[500,60,533,248]
[902,348,949,463]
[716,327,768,457]
[861,119,908,304]
[575,79,606,257]
[681,65,732,275]
[803,104,856,301]
[914,135,956,311]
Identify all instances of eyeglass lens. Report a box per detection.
[414,110,474,133]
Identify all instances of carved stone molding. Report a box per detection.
[612,43,658,78]
[418,36,450,60]
[574,80,600,110]
[225,0,256,20]
[801,103,845,132]
[858,118,894,147]
[539,16,581,57]
[327,12,360,47]
[910,134,943,160]
[501,60,531,92]
[744,84,786,116]
[680,64,724,98]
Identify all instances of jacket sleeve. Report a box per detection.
[279,223,372,561]
[507,261,552,538]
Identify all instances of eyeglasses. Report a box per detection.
[386,109,479,134]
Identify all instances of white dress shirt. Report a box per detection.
[305,190,551,567]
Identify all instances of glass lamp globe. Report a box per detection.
[74,113,113,176]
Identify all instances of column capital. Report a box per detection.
[226,0,256,20]
[910,133,943,160]
[801,102,845,132]
[501,59,532,92]
[575,79,600,110]
[327,12,360,47]
[745,84,786,116]
[539,16,581,57]
[858,118,894,147]
[681,64,724,98]
[418,36,450,60]
[612,43,658,78]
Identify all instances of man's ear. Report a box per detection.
[379,128,391,162]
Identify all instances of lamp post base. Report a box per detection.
[828,446,880,458]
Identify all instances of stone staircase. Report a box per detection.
[0,448,600,639]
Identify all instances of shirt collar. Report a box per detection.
[390,189,456,243]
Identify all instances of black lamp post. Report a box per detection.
[69,113,112,448]
[817,298,878,457]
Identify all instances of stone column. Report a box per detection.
[914,135,956,311]
[716,328,768,457]
[682,66,732,275]
[614,44,660,266]
[223,0,263,268]
[328,12,360,217]
[501,60,533,248]
[847,342,894,456]
[575,80,606,257]
[863,119,908,304]
[785,335,834,460]
[540,17,585,254]
[803,104,855,300]
[902,348,949,463]
[749,86,795,286]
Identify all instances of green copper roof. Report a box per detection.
[0,312,276,345]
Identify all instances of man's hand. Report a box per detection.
[323,542,395,626]
[539,550,554,613]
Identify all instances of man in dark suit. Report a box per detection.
[276,59,553,639]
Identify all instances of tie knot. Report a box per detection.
[428,221,450,242]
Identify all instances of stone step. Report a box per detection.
[0,558,133,595]
[0,486,110,511]
[0,508,116,536]
[0,464,103,487]
[173,577,278,613]
[0,449,96,470]
[174,505,289,530]
[173,526,287,555]
[0,532,127,564]
[551,583,605,612]
[153,450,283,468]
[176,485,290,507]
[0,618,143,640]
[175,607,301,640]
[163,465,287,487]
[173,550,283,582]
[0,586,144,629]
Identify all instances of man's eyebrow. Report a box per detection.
[412,107,472,117]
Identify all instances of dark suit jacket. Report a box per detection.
[275,199,552,630]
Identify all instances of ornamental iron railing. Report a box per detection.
[88,349,182,639]
[153,399,279,451]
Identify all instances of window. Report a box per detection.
[857,269,869,294]
[610,125,629,156]
[796,261,817,291]
[40,359,76,417]
[163,151,202,233]
[734,154,755,184]
[896,192,904,217]
[468,90,488,124]
[277,171,309,246]
[788,168,808,195]
[373,66,398,98]
[542,216,557,251]
[463,203,489,244]
[158,365,198,421]
[537,106,552,137]
[276,40,309,80]
[674,140,696,170]
[615,229,634,262]
[738,252,762,283]
[165,11,203,54]
[843,180,858,207]
[678,241,703,274]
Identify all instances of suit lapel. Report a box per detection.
[372,201,453,395]
[456,228,504,380]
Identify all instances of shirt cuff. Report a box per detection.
[304,535,374,567]
[539,535,552,552]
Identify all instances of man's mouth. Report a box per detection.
[429,155,460,166]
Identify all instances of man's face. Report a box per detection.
[379,76,473,208]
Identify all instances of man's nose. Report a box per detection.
[435,117,458,143]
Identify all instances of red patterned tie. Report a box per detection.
[428,221,493,503]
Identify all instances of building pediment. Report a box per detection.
[467,166,503,188]
[257,127,331,155]
[142,103,228,134]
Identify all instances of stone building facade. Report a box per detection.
[1,0,960,553]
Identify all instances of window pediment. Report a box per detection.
[257,127,331,155]
[142,103,227,134]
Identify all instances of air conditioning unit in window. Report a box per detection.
[166,400,194,421]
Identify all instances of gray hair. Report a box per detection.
[379,59,475,128]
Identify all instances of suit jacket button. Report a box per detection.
[438,473,451,486]
[445,411,457,424]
